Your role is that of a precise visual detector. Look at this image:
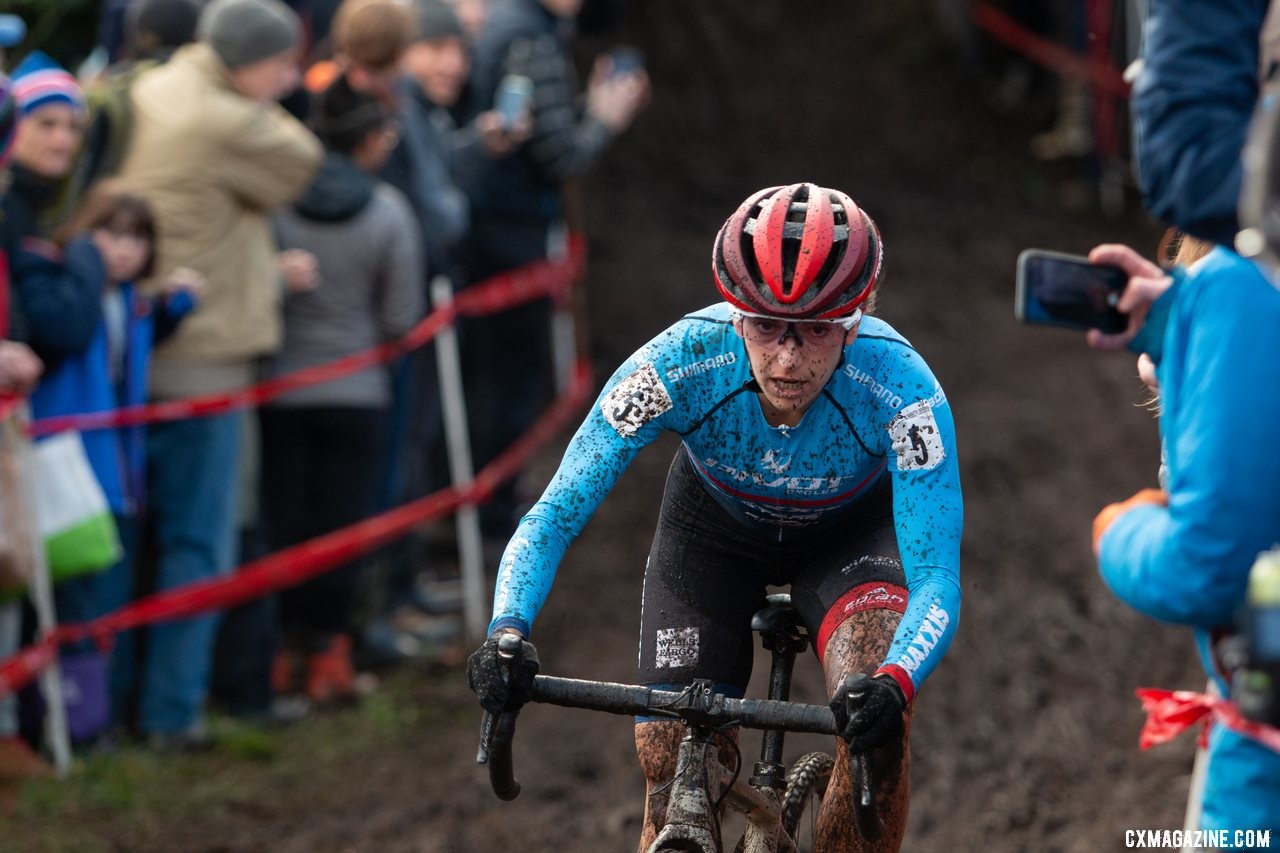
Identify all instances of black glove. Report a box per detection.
[467,632,540,715]
[829,673,906,754]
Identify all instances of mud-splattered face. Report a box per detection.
[733,316,857,427]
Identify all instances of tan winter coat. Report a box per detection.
[117,43,322,365]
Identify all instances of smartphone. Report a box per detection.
[1015,249,1130,334]
[494,74,534,128]
[608,46,645,77]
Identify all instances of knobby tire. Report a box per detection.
[781,751,834,840]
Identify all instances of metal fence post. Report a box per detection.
[15,406,72,776]
[430,277,488,644]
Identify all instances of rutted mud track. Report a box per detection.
[74,3,1206,851]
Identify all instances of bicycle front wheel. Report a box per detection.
[781,751,834,840]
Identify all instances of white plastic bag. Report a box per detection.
[30,431,121,581]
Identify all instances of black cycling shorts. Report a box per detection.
[636,446,907,696]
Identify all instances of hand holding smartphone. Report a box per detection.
[607,46,645,78]
[494,74,534,130]
[1015,249,1130,334]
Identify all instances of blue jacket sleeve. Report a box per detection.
[12,235,105,362]
[1098,253,1280,627]
[1132,0,1268,244]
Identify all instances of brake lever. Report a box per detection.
[475,634,525,765]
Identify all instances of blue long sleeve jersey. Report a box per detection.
[490,304,964,694]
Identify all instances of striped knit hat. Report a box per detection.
[0,74,18,167]
[10,50,84,117]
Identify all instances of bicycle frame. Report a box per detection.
[650,720,797,853]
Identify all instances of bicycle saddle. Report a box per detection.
[750,593,803,634]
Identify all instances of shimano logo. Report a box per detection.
[923,383,947,410]
[667,352,736,382]
[843,365,903,409]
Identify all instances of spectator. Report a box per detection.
[33,185,199,741]
[0,42,37,393]
[3,52,99,372]
[443,0,489,41]
[50,0,203,229]
[114,0,321,749]
[0,69,50,797]
[1132,0,1271,244]
[390,0,516,278]
[125,0,202,64]
[1087,239,1280,835]
[316,0,491,276]
[461,0,647,546]
[263,78,423,705]
[308,0,413,105]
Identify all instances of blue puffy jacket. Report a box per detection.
[1098,247,1280,838]
[29,237,192,516]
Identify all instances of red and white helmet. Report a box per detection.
[712,183,883,319]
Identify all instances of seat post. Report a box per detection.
[749,594,810,790]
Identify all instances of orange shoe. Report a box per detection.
[272,648,302,695]
[305,635,357,705]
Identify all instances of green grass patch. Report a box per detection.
[1,667,450,849]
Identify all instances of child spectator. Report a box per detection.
[33,184,200,740]
[263,78,423,706]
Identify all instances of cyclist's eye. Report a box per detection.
[748,319,783,337]
[802,323,832,339]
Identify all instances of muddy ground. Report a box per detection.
[18,2,1206,851]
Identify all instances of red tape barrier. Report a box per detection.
[0,358,594,698]
[0,237,590,697]
[28,235,585,438]
[1137,687,1280,754]
[971,1,1132,100]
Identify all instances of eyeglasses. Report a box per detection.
[735,309,861,348]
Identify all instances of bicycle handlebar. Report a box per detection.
[478,673,838,802]
[530,675,839,733]
[477,671,881,840]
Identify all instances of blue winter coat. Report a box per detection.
[29,237,190,516]
[1133,0,1270,245]
[1098,247,1280,838]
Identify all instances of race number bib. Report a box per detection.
[888,401,945,471]
[602,364,673,438]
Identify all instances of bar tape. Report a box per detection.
[0,358,594,698]
[970,1,1132,100]
[28,235,586,438]
[1136,687,1280,754]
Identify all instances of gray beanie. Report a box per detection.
[415,0,463,40]
[198,0,301,69]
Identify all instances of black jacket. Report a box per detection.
[464,0,612,222]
